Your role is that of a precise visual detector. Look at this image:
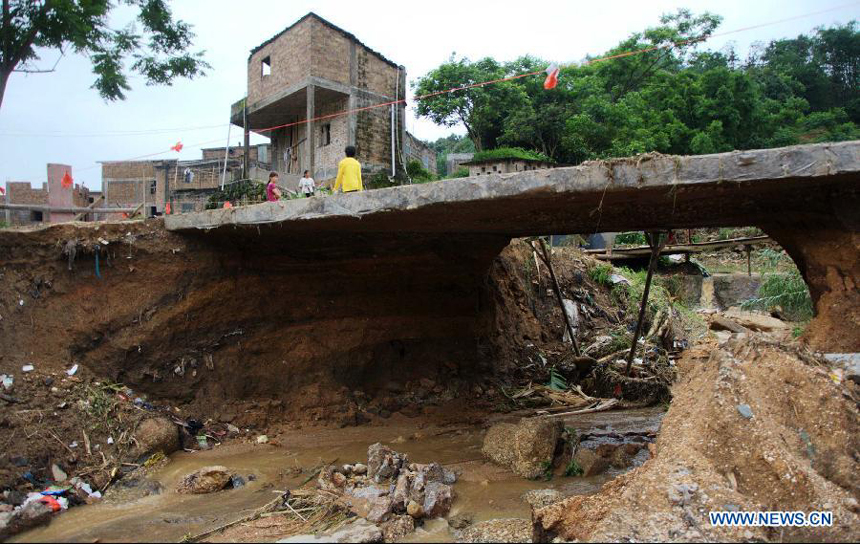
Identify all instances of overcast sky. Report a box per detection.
[0,0,856,189]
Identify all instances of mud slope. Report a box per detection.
[533,337,860,542]
[0,220,517,418]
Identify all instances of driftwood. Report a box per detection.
[539,398,620,418]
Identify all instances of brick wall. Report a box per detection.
[4,182,48,225]
[311,19,351,87]
[248,17,312,108]
[201,145,261,162]
[315,97,349,181]
[405,133,438,175]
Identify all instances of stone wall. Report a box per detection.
[314,97,350,182]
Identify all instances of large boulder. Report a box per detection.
[380,515,415,542]
[134,417,179,457]
[572,447,610,477]
[176,466,232,494]
[482,418,563,479]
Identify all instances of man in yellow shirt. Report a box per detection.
[332,145,363,193]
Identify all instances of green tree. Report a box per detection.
[413,55,524,151]
[0,0,210,109]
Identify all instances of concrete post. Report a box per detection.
[306,84,316,179]
[243,105,250,179]
[4,182,9,225]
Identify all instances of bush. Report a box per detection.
[205,180,265,209]
[450,167,470,178]
[366,170,394,190]
[741,269,813,321]
[615,232,646,245]
[589,263,613,286]
[406,160,437,183]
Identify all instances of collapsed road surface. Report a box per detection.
[166,141,860,353]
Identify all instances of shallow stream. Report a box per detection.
[13,407,664,543]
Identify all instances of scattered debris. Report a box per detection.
[21,365,34,373]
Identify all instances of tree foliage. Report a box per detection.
[415,11,859,165]
[0,0,210,109]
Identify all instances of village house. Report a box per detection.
[3,164,96,226]
[231,12,436,189]
[461,149,554,177]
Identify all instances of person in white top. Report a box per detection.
[299,170,316,197]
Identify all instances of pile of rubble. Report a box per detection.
[313,443,457,541]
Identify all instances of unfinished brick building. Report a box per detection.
[231,12,436,185]
[3,164,95,225]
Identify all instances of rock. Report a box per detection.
[366,496,394,523]
[331,471,347,488]
[723,308,790,332]
[381,514,415,541]
[406,500,424,518]
[226,424,241,434]
[51,463,68,483]
[133,417,179,456]
[278,518,383,543]
[391,471,412,510]
[442,468,457,485]
[230,475,246,488]
[709,315,749,334]
[422,481,453,518]
[572,448,610,477]
[176,466,232,494]
[737,404,754,419]
[367,443,408,483]
[668,483,698,506]
[459,518,532,543]
[448,512,474,530]
[522,489,565,509]
[353,463,368,475]
[256,435,269,444]
[342,464,354,475]
[317,466,341,492]
[482,418,563,479]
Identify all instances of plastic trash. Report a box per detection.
[256,435,269,444]
[69,441,78,449]
[66,364,79,376]
[22,365,34,372]
[107,437,114,445]
[1,374,13,389]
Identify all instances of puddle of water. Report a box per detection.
[13,408,665,543]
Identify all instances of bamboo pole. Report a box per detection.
[625,231,669,376]
[534,238,582,357]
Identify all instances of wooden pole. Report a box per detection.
[745,244,752,277]
[625,231,668,376]
[535,238,582,357]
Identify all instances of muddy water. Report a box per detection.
[14,408,665,543]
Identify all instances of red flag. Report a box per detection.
[61,171,73,189]
[171,141,183,153]
[223,201,233,209]
[165,202,172,215]
[544,64,559,90]
[0,186,5,195]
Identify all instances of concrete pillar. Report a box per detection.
[243,105,250,179]
[4,182,9,225]
[306,84,315,179]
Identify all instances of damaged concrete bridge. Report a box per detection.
[166,141,859,354]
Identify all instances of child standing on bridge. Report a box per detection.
[266,172,282,202]
[333,146,363,193]
[299,170,316,197]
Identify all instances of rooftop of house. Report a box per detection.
[462,147,555,165]
[248,12,401,69]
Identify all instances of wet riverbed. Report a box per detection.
[13,407,665,543]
